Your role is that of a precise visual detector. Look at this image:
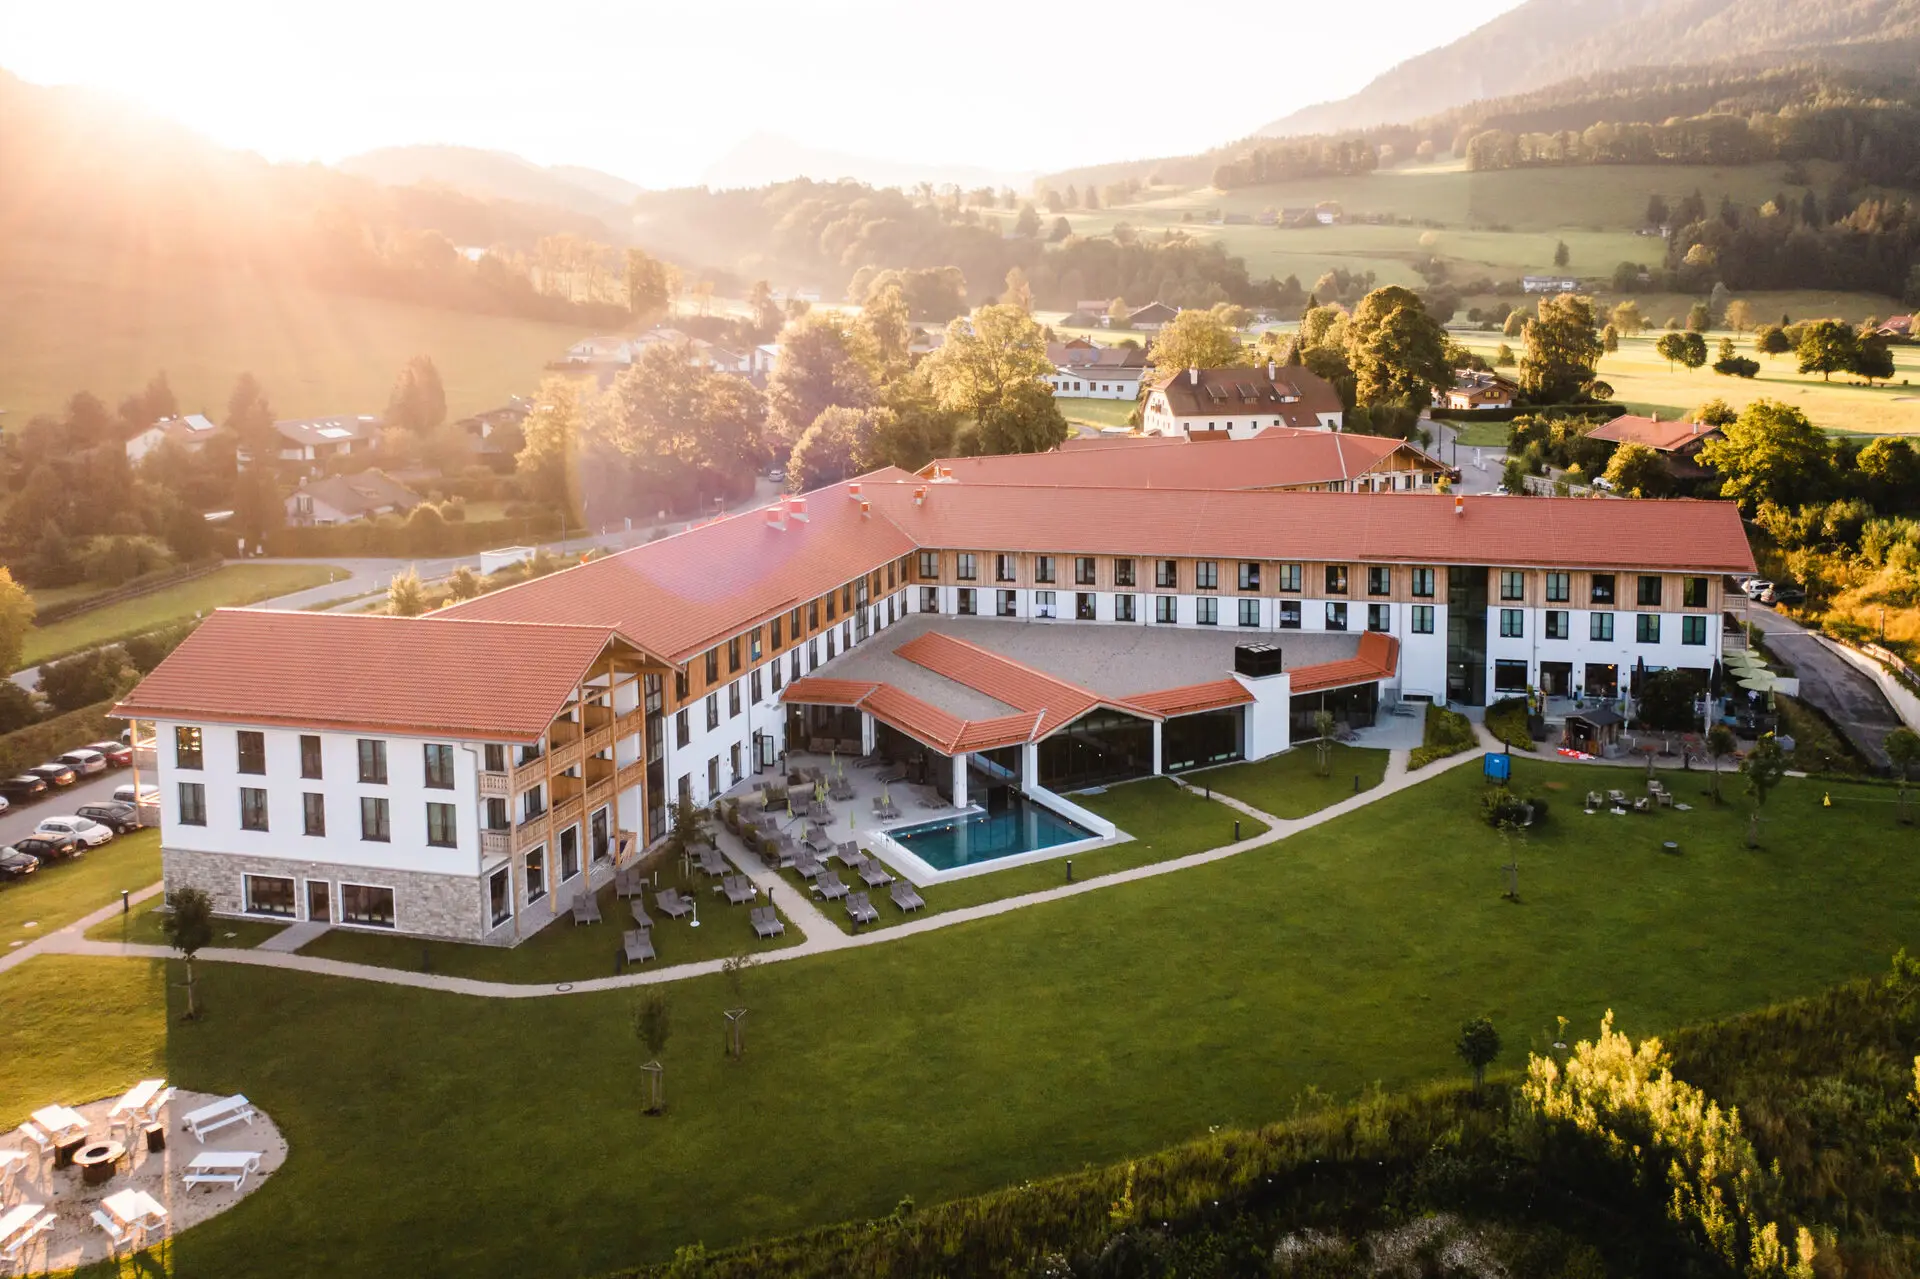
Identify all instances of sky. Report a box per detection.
[0,0,1527,187]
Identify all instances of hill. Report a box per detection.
[337,145,638,237]
[1259,0,1920,137]
[699,131,1033,193]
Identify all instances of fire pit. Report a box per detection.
[71,1141,126,1187]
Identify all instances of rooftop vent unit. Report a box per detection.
[847,482,862,498]
[1234,643,1285,679]
[765,505,787,531]
[786,496,809,522]
[913,485,928,506]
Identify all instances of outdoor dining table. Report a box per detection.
[108,1079,165,1119]
[103,1187,168,1236]
[29,1106,86,1142]
[0,1202,44,1250]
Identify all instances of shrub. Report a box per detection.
[1484,696,1534,750]
[38,645,137,714]
[0,700,125,776]
[1481,785,1531,829]
[1410,704,1476,769]
[123,620,200,673]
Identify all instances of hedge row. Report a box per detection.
[1484,696,1535,750]
[0,700,125,777]
[1427,402,1618,423]
[1408,703,1477,769]
[261,512,566,559]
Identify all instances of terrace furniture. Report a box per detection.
[845,892,879,926]
[828,779,855,803]
[570,888,602,926]
[890,881,926,913]
[761,785,789,812]
[614,867,645,899]
[1584,791,1603,812]
[764,839,796,870]
[808,737,829,754]
[804,825,834,854]
[722,874,758,905]
[103,1188,167,1242]
[1607,789,1627,806]
[750,906,785,939]
[182,1151,264,1194]
[0,1152,25,1202]
[630,900,652,930]
[838,738,863,755]
[182,1095,256,1141]
[855,752,883,769]
[28,1107,85,1145]
[878,769,907,785]
[857,858,894,888]
[793,852,824,880]
[834,841,863,867]
[73,1140,126,1187]
[696,847,728,878]
[804,766,825,782]
[622,929,656,965]
[1633,797,1653,813]
[813,872,849,901]
[92,1208,135,1255]
[12,1124,51,1171]
[655,888,694,919]
[0,1206,53,1268]
[107,1080,164,1131]
[807,801,832,824]
[1656,790,1675,807]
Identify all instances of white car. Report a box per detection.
[1744,578,1775,599]
[34,815,114,848]
[114,783,161,805]
[58,748,108,776]
[1591,476,1615,492]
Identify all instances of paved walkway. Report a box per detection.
[10,737,1502,998]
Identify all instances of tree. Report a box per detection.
[1603,441,1668,497]
[1601,323,1619,353]
[633,990,672,1113]
[1740,733,1787,848]
[1552,240,1569,268]
[445,565,481,602]
[1344,286,1450,408]
[0,568,35,678]
[1855,338,1896,386]
[786,405,864,491]
[1644,193,1669,227]
[387,566,426,617]
[1887,729,1920,824]
[1013,203,1041,238]
[1502,309,1528,338]
[385,356,446,433]
[164,886,215,1020]
[1692,398,1737,427]
[1501,456,1528,494]
[1148,309,1245,377]
[1312,709,1335,777]
[747,279,783,337]
[1724,299,1756,332]
[1699,400,1832,510]
[1678,332,1708,371]
[516,376,580,513]
[230,463,283,548]
[1493,343,1516,367]
[1047,215,1071,243]
[1707,282,1731,325]
[1455,1017,1500,1095]
[625,248,674,322]
[1685,302,1711,333]
[39,646,138,714]
[926,305,1068,457]
[224,372,275,456]
[1609,301,1644,335]
[1705,724,1736,804]
[1000,267,1033,313]
[1755,325,1790,358]
[1795,319,1860,382]
[1518,294,1603,403]
[766,313,876,441]
[1106,298,1131,330]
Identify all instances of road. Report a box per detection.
[1741,600,1901,771]
[1423,416,1505,494]
[0,769,133,846]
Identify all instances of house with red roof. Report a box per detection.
[1587,412,1724,481]
[1142,363,1344,438]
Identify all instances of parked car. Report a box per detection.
[0,775,48,803]
[26,763,76,788]
[113,783,160,806]
[0,846,40,880]
[1591,475,1616,492]
[1743,578,1775,599]
[85,741,133,767]
[0,794,8,815]
[75,800,141,834]
[34,816,114,848]
[13,833,81,862]
[1761,583,1806,605]
[58,749,107,776]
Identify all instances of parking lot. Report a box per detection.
[0,771,136,847]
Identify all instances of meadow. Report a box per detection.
[21,562,345,665]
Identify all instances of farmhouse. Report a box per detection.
[1436,370,1517,410]
[118,469,1751,944]
[1587,412,1724,480]
[1125,302,1179,331]
[1141,364,1344,438]
[1522,276,1579,294]
[1047,343,1149,400]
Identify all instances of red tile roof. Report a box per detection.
[921,429,1442,491]
[1126,679,1256,717]
[1289,632,1400,694]
[1587,414,1722,453]
[895,630,1136,735]
[1149,364,1343,427]
[113,610,630,742]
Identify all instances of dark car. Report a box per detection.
[76,800,141,834]
[26,763,76,788]
[0,846,39,880]
[13,833,81,862]
[0,775,48,802]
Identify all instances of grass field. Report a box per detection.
[1196,743,1389,819]
[9,758,1918,1277]
[85,892,288,949]
[22,562,345,665]
[1054,396,1136,430]
[1,829,159,943]
[0,235,596,422]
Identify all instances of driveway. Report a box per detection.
[0,770,132,846]
[1423,416,1504,494]
[1742,603,1901,770]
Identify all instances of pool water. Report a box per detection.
[889,793,1095,872]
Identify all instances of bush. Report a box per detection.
[0,700,125,776]
[38,646,138,714]
[82,535,173,586]
[1410,704,1476,769]
[1480,785,1531,828]
[1484,696,1534,750]
[122,620,200,674]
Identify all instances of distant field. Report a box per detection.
[23,562,344,665]
[0,236,596,421]
[1055,396,1136,430]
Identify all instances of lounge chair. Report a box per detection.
[655,888,694,919]
[750,905,786,939]
[846,891,879,926]
[695,847,726,878]
[828,779,855,802]
[834,841,862,867]
[571,888,602,925]
[1584,791,1603,811]
[723,874,757,905]
[890,880,926,912]
[1633,797,1653,813]
[808,801,832,824]
[814,871,849,901]
[630,900,652,930]
[793,852,824,880]
[762,785,788,812]
[857,857,894,887]
[804,825,834,854]
[614,867,645,899]
[623,929,656,964]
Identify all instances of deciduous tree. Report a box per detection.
[1455,1017,1500,1094]
[164,886,215,1020]
[1519,294,1604,402]
[1345,286,1449,408]
[1700,399,1832,510]
[766,313,875,440]
[385,355,447,433]
[1603,441,1668,496]
[515,376,581,513]
[1705,723,1736,803]
[1886,728,1920,824]
[387,566,427,617]
[926,305,1067,457]
[0,568,35,678]
[1795,319,1860,382]
[1740,732,1786,848]
[1608,300,1644,335]
[1147,309,1246,376]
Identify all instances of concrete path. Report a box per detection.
[9,740,1499,997]
[0,880,164,976]
[258,920,330,952]
[1744,604,1901,770]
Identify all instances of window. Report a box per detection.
[749,628,762,662]
[675,709,690,748]
[1545,572,1570,603]
[751,668,763,704]
[484,743,506,773]
[770,662,783,693]
[1325,565,1349,594]
[1035,555,1056,583]
[361,796,391,842]
[920,587,938,613]
[236,730,265,775]
[1545,610,1569,640]
[917,551,937,578]
[1115,594,1136,622]
[996,553,1016,582]
[808,600,819,629]
[423,743,454,790]
[244,875,296,918]
[1494,659,1530,693]
[1195,561,1218,591]
[489,868,512,928]
[1411,567,1435,598]
[1114,558,1135,587]
[824,591,837,621]
[559,825,580,880]
[1368,604,1391,632]
[1495,570,1522,602]
[1411,604,1434,634]
[1156,559,1178,589]
[1075,556,1096,586]
[704,648,719,683]
[1637,614,1661,643]
[1277,563,1302,593]
[521,784,545,823]
[1683,576,1709,608]
[526,847,547,903]
[958,588,977,616]
[178,782,206,825]
[729,682,741,717]
[1075,592,1095,620]
[1155,595,1177,624]
[357,739,387,784]
[1034,590,1057,618]
[1682,615,1707,646]
[728,636,741,672]
[303,792,326,837]
[1500,609,1524,638]
[675,669,689,700]
[1326,602,1348,630]
[957,552,977,581]
[1279,600,1302,629]
[1367,567,1391,596]
[1196,597,1218,625]
[706,693,719,731]
[997,590,1017,617]
[770,616,782,648]
[1239,598,1260,627]
[1590,574,1615,605]
[887,562,897,589]
[1590,612,1614,641]
[1637,575,1663,607]
[427,802,457,848]
[240,787,269,831]
[707,756,719,796]
[790,650,801,682]
[175,726,203,770]
[341,883,396,928]
[1238,562,1260,591]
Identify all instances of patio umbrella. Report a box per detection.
[1739,671,1785,693]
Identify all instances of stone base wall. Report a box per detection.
[163,847,491,943]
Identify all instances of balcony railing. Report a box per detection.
[478,773,509,799]
[481,829,510,860]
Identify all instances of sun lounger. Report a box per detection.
[623,928,656,964]
[829,780,855,802]
[723,874,757,905]
[696,846,727,878]
[808,801,832,823]
[890,881,925,912]
[804,825,834,854]
[750,906,785,939]
[181,1094,256,1140]
[834,841,863,867]
[571,887,602,925]
[181,1150,263,1193]
[813,871,848,901]
[857,858,894,887]
[655,888,694,919]
[613,867,645,899]
[846,891,879,926]
[630,900,652,930]
[793,852,824,879]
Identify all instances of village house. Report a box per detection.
[268,415,379,475]
[1141,364,1345,438]
[125,413,219,464]
[1435,370,1518,411]
[285,469,424,527]
[1522,276,1579,294]
[1046,343,1149,400]
[1586,412,1724,482]
[1124,302,1180,332]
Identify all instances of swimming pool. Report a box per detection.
[888,793,1097,873]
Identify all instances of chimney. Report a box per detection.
[1454,494,1465,518]
[1187,367,1199,385]
[913,485,928,506]
[847,481,862,498]
[859,499,872,518]
[764,505,787,531]
[786,495,809,522]
[1267,361,1277,381]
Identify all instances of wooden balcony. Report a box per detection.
[514,812,549,851]
[512,763,647,854]
[481,829,510,860]
[478,773,510,799]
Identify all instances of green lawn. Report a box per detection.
[84,892,288,949]
[1195,744,1389,819]
[1447,419,1513,448]
[1055,396,1137,431]
[8,759,1919,1278]
[22,562,346,664]
[776,777,1267,934]
[1,828,160,943]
